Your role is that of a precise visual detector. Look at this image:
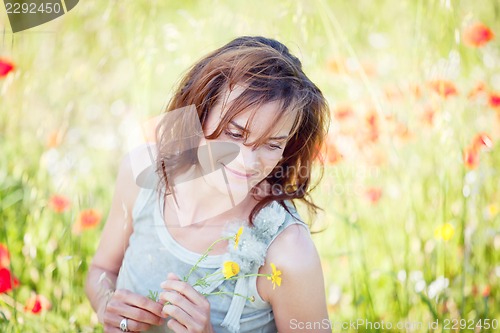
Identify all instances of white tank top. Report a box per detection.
[116,179,309,333]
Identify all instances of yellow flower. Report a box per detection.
[267,263,282,289]
[234,226,243,249]
[223,261,240,279]
[434,223,455,242]
[487,204,498,218]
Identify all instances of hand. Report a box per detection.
[159,273,214,333]
[102,289,165,332]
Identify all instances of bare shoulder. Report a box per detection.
[89,143,154,273]
[257,222,323,303]
[258,222,329,332]
[118,143,157,205]
[267,223,320,272]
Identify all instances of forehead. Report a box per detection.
[213,85,298,137]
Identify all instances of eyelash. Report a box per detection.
[223,130,283,151]
[268,144,283,151]
[224,130,244,140]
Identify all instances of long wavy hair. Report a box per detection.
[155,36,329,226]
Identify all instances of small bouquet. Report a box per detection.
[148,226,282,303]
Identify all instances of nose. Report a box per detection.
[238,144,262,173]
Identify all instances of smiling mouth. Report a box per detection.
[221,164,255,179]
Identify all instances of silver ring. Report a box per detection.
[120,318,129,332]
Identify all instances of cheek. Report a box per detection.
[202,123,217,138]
[258,156,282,177]
[202,110,222,137]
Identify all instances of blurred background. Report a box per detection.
[1,0,499,332]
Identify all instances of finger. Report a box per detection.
[123,306,165,327]
[114,289,165,318]
[166,318,188,333]
[162,303,193,331]
[103,322,139,333]
[160,278,206,306]
[159,291,208,330]
[166,272,181,281]
[107,295,165,326]
[104,312,153,332]
[159,290,200,319]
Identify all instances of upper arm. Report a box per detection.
[263,224,330,333]
[89,149,143,275]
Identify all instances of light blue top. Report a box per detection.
[116,181,309,333]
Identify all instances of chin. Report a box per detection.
[225,180,253,202]
[203,173,250,205]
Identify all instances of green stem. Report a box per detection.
[418,292,439,322]
[223,273,271,282]
[203,290,255,303]
[192,270,224,287]
[183,236,232,282]
[459,167,467,317]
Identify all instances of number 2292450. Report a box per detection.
[5,2,62,14]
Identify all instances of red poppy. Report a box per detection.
[0,267,20,293]
[384,113,395,122]
[312,143,326,164]
[364,110,380,143]
[326,142,343,165]
[332,104,354,120]
[384,86,404,101]
[365,110,379,128]
[428,80,458,98]
[46,130,64,148]
[326,58,346,75]
[49,194,70,213]
[0,244,9,268]
[482,285,491,298]
[394,123,412,141]
[0,58,15,78]
[439,300,450,314]
[471,284,478,297]
[409,84,422,99]
[73,209,102,233]
[365,187,382,204]
[24,294,51,314]
[463,22,495,48]
[467,82,487,99]
[46,132,59,148]
[463,146,479,170]
[421,104,436,126]
[489,92,500,109]
[359,61,377,77]
[366,128,379,143]
[472,133,493,151]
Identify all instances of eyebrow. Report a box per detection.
[229,120,289,140]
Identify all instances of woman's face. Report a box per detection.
[199,86,296,202]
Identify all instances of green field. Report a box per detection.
[1,1,499,332]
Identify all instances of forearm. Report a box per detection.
[85,264,118,323]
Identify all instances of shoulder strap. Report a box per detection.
[220,200,308,332]
[131,186,157,222]
[265,201,309,252]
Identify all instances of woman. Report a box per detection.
[85,36,331,333]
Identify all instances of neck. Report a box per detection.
[164,169,256,228]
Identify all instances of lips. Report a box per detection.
[222,164,256,179]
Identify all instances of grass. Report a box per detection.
[1,0,499,332]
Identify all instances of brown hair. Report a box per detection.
[155,36,329,226]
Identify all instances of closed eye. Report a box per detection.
[268,144,283,150]
[224,130,244,140]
